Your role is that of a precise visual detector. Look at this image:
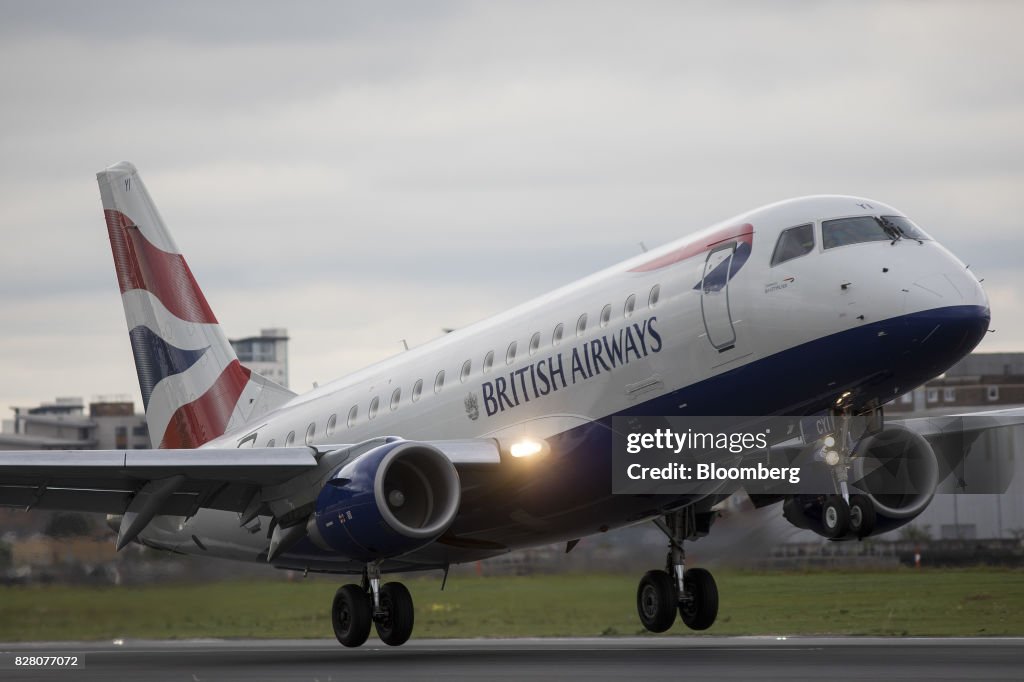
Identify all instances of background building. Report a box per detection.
[888,352,1024,414]
[0,397,150,451]
[229,328,290,389]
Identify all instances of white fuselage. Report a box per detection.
[140,195,989,569]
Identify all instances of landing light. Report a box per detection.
[823,435,836,448]
[509,438,545,458]
[824,450,840,467]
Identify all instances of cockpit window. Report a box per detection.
[822,216,891,249]
[881,215,931,241]
[771,223,815,266]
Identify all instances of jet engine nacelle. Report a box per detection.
[783,425,940,539]
[307,440,462,561]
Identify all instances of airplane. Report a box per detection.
[0,161,1010,647]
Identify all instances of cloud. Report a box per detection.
[1,1,1022,418]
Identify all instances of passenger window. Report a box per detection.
[822,216,891,250]
[460,360,471,383]
[552,323,564,346]
[529,332,540,356]
[771,223,815,266]
[506,341,517,365]
[600,304,611,328]
[390,388,401,411]
[266,438,276,447]
[412,379,423,402]
[346,405,358,428]
[305,422,316,445]
[326,414,337,437]
[368,397,379,420]
[483,350,494,373]
[285,431,295,447]
[624,294,636,318]
[649,285,660,308]
[576,313,588,337]
[434,370,445,393]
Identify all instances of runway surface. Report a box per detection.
[3,637,1022,681]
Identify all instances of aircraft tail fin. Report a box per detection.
[96,162,295,448]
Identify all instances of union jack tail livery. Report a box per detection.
[97,162,295,449]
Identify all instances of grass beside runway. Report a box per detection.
[1,568,1022,641]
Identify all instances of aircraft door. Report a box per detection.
[700,242,737,351]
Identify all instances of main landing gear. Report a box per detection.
[332,564,415,647]
[636,508,719,634]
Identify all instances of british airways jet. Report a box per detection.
[0,162,1001,645]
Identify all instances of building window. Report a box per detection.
[326,414,337,437]
[649,284,661,308]
[506,341,517,365]
[347,405,358,428]
[412,379,423,402]
[900,393,913,404]
[529,332,541,356]
[943,387,956,402]
[600,304,611,328]
[434,370,445,393]
[483,351,494,374]
[391,388,401,411]
[552,323,564,346]
[926,388,938,403]
[624,294,636,318]
[285,431,295,446]
[576,313,588,337]
[305,422,316,445]
[132,425,147,437]
[987,386,1000,401]
[460,360,472,383]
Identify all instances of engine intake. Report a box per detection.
[308,440,461,560]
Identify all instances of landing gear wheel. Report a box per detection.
[636,569,677,633]
[374,582,415,646]
[822,495,850,539]
[679,567,719,630]
[849,495,876,538]
[332,584,371,647]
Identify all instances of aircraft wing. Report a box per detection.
[0,448,320,517]
[893,406,1024,493]
[0,438,504,551]
[895,405,1024,438]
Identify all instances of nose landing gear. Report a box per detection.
[818,405,879,540]
[636,507,719,634]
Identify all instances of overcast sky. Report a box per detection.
[1,1,1022,420]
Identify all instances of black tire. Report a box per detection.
[332,584,371,648]
[822,495,850,539]
[679,567,719,631]
[375,582,415,646]
[849,495,876,538]
[636,569,677,633]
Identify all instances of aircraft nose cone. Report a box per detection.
[898,262,989,380]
